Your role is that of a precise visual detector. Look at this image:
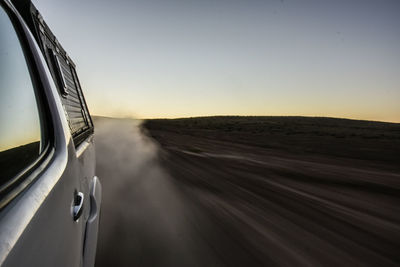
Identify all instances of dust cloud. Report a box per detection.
[93,117,400,267]
[93,117,221,267]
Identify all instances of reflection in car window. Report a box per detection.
[0,6,41,185]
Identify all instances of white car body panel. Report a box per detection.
[0,0,101,266]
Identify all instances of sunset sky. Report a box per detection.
[32,0,400,122]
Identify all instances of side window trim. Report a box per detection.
[0,143,51,208]
[0,1,53,209]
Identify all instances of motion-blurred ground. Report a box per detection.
[95,116,400,267]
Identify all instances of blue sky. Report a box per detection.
[32,0,400,122]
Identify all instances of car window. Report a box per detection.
[0,6,42,186]
[45,46,93,146]
[34,16,93,146]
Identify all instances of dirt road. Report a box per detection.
[95,117,400,266]
[94,118,260,267]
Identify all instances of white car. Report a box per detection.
[0,0,101,266]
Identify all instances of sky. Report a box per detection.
[31,0,400,122]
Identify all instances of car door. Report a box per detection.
[0,2,88,266]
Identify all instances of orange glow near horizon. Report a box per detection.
[87,83,400,123]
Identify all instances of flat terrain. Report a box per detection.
[142,116,400,266]
[94,116,400,266]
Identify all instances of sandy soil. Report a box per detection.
[94,116,400,266]
[144,117,400,266]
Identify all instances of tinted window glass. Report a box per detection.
[33,11,93,147]
[0,6,41,185]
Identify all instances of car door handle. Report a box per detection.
[73,192,84,221]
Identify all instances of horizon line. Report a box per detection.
[91,114,400,124]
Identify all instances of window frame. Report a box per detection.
[37,28,93,147]
[0,1,54,209]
